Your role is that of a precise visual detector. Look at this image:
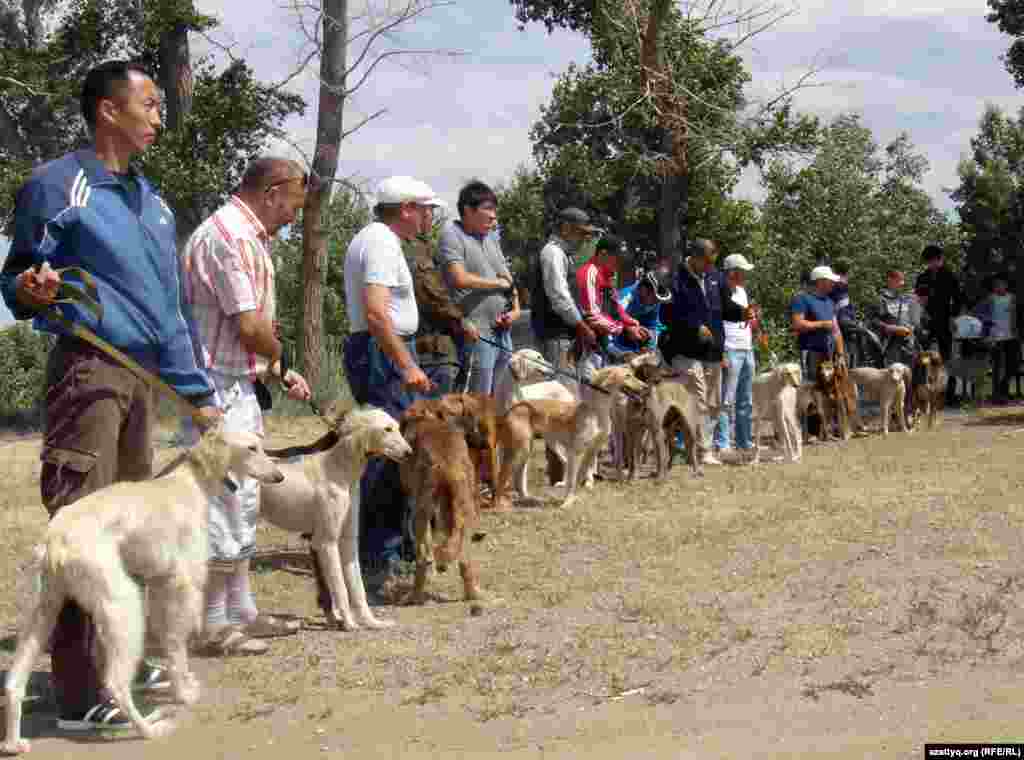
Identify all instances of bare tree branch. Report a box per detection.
[0,75,53,97]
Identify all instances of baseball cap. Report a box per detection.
[809,265,840,283]
[721,253,754,271]
[375,176,446,208]
[558,207,597,232]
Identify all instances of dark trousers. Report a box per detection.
[41,339,155,717]
[342,332,419,569]
[991,339,1020,398]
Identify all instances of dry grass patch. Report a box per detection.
[4,411,1024,743]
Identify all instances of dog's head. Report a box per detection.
[779,363,802,387]
[341,406,411,462]
[816,360,836,386]
[633,362,669,386]
[192,425,285,485]
[508,348,550,383]
[626,350,660,371]
[590,365,649,396]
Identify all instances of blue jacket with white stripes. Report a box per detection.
[0,148,215,403]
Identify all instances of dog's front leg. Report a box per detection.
[560,450,581,509]
[342,485,395,630]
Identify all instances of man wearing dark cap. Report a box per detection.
[530,207,598,380]
[576,233,651,364]
[914,244,962,403]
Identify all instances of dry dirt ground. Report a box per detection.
[2,408,1024,758]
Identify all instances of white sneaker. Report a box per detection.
[702,453,723,466]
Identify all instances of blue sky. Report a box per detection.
[1,0,1020,326]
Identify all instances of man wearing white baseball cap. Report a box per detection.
[716,253,766,460]
[790,264,845,382]
[342,175,443,594]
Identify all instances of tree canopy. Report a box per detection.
[0,0,304,239]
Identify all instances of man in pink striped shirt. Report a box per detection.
[182,157,311,655]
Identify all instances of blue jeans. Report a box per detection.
[716,349,755,450]
[466,330,513,396]
[343,332,419,570]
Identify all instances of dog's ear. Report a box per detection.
[324,399,356,429]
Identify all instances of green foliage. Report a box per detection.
[756,114,956,320]
[274,189,371,352]
[495,166,547,282]
[139,60,305,234]
[951,103,1024,303]
[0,0,304,235]
[0,323,53,425]
[517,1,818,254]
[987,0,1024,87]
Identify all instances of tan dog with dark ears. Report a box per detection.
[3,426,284,753]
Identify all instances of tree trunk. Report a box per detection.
[158,22,193,134]
[300,0,348,391]
[639,0,688,257]
[157,19,196,245]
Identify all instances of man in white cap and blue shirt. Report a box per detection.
[715,253,766,459]
[343,175,443,592]
[790,263,846,382]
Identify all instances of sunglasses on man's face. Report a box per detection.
[266,173,309,193]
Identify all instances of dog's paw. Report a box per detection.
[174,675,201,706]
[328,613,360,632]
[358,615,396,629]
[1,738,32,755]
[144,716,177,740]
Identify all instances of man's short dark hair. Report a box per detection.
[457,180,497,218]
[921,244,944,262]
[81,60,152,131]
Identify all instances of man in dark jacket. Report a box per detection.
[915,244,962,402]
[661,238,743,465]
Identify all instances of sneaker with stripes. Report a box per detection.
[56,699,163,733]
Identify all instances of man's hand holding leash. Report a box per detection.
[14,262,61,309]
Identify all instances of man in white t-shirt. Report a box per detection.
[714,253,766,458]
[342,175,443,591]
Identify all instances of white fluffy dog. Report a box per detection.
[752,363,803,463]
[3,426,284,753]
[260,406,411,631]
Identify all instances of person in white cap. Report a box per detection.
[342,175,443,593]
[714,253,766,460]
[790,264,846,382]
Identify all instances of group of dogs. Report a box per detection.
[1,346,950,753]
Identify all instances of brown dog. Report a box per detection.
[404,393,501,496]
[398,415,486,605]
[814,358,851,441]
[911,350,947,429]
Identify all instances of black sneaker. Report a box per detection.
[133,662,171,692]
[56,698,163,732]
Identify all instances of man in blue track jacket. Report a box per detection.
[0,61,219,734]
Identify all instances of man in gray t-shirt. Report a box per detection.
[436,180,520,395]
